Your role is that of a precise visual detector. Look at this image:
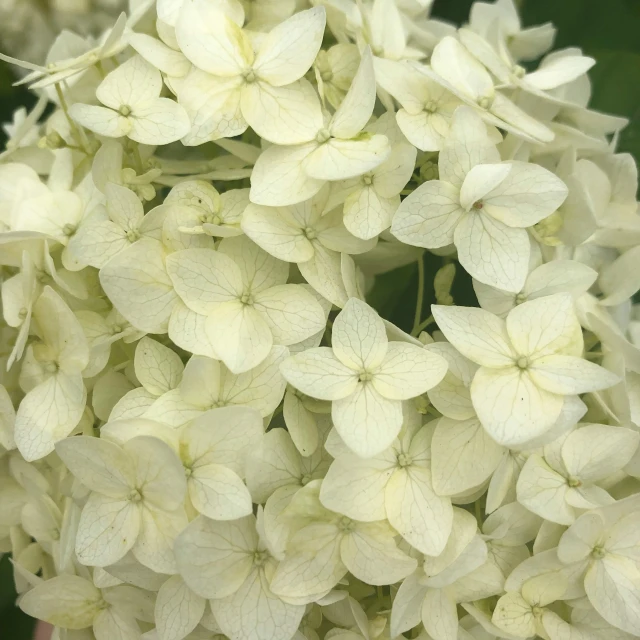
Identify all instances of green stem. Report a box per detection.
[411,314,434,338]
[55,83,90,153]
[412,256,425,335]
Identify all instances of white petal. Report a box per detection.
[15,373,86,462]
[128,98,191,145]
[459,163,511,212]
[506,293,583,359]
[55,436,133,497]
[391,180,464,248]
[253,7,326,86]
[304,135,390,182]
[207,300,273,374]
[431,416,504,496]
[212,567,305,640]
[530,355,620,395]
[482,161,568,228]
[176,3,250,76]
[332,384,402,458]
[269,523,346,602]
[280,348,358,401]
[241,80,322,145]
[165,248,242,315]
[390,573,428,637]
[19,575,101,629]
[332,298,387,371]
[516,454,574,525]
[431,304,515,367]
[386,466,453,556]
[330,47,376,139]
[438,105,500,187]
[129,33,191,77]
[189,464,253,520]
[133,505,188,573]
[561,425,639,484]
[124,436,187,510]
[99,238,178,334]
[454,211,530,293]
[471,367,563,446]
[220,346,289,417]
[373,342,448,400]
[430,37,495,104]
[491,592,536,638]
[174,515,256,599]
[93,608,140,640]
[341,524,417,585]
[134,336,184,396]
[525,55,595,91]
[69,104,130,138]
[76,494,141,567]
[250,142,323,207]
[421,587,459,640]
[298,244,348,308]
[178,71,246,145]
[584,556,640,635]
[241,203,314,263]
[97,55,162,109]
[155,575,206,640]
[253,284,326,346]
[319,452,395,521]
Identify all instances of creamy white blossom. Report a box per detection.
[1,2,639,640]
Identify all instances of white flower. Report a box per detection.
[281,298,447,457]
[55,433,187,572]
[473,259,598,318]
[432,294,619,446]
[66,183,165,269]
[69,55,191,145]
[374,57,460,151]
[19,574,153,640]
[517,424,639,525]
[422,36,555,143]
[320,416,453,555]
[14,287,89,461]
[175,512,306,640]
[392,106,568,292]
[249,47,391,207]
[179,406,263,520]
[242,190,375,306]
[556,497,640,634]
[175,4,326,145]
[166,236,326,373]
[269,481,417,602]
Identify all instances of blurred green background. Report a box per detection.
[1,0,639,636]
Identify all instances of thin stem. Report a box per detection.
[411,314,434,338]
[131,143,144,175]
[475,499,483,527]
[412,255,425,335]
[55,83,90,153]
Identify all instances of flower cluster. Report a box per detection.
[1,1,640,640]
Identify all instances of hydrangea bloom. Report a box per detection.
[0,2,639,640]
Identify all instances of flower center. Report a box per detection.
[303,226,317,240]
[128,489,142,502]
[338,516,354,532]
[477,95,494,110]
[592,546,606,559]
[253,550,269,566]
[567,476,582,488]
[362,174,373,186]
[18,307,28,320]
[472,201,483,211]
[397,453,412,468]
[62,223,76,236]
[359,371,373,382]
[316,128,331,144]
[513,65,526,79]
[119,105,132,117]
[515,292,527,305]
[243,69,257,83]
[43,361,58,374]
[320,70,333,82]
[424,100,438,113]
[516,356,529,370]
[240,293,253,305]
[300,473,312,485]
